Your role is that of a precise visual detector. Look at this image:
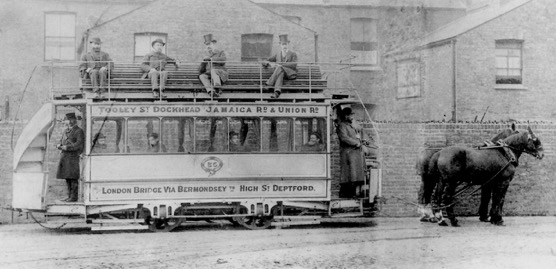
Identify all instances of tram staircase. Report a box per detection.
[71,62,350,102]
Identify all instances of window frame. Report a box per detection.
[44,11,76,61]
[350,17,379,68]
[134,32,168,62]
[241,33,274,62]
[495,39,523,85]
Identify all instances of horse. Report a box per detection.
[431,126,544,226]
[416,124,519,222]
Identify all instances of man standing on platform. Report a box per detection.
[262,34,298,99]
[56,113,84,202]
[141,38,178,98]
[336,107,365,198]
[79,37,113,98]
[199,34,228,98]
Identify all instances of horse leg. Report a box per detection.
[489,179,511,226]
[442,182,459,227]
[478,182,492,222]
[433,180,448,226]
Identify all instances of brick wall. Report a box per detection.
[366,121,556,217]
[2,120,555,223]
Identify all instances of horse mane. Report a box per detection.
[502,132,528,148]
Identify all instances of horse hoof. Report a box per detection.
[479,217,489,222]
[450,221,460,227]
[438,220,449,226]
[491,220,505,226]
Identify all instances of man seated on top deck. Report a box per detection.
[262,34,298,99]
[79,37,113,98]
[141,38,179,98]
[199,34,228,98]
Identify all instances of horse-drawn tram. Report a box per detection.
[12,61,381,232]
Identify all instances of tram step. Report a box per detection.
[271,220,321,227]
[46,204,86,216]
[91,225,149,232]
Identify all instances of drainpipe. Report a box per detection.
[314,32,319,63]
[451,39,457,122]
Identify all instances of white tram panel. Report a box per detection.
[86,102,331,203]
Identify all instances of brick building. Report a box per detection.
[379,0,556,122]
[2,0,555,221]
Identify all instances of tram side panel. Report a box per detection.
[84,103,332,206]
[86,154,330,204]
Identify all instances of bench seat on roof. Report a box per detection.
[80,62,328,102]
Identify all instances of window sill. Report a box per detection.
[494,84,528,91]
[350,65,382,72]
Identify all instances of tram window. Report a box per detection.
[127,118,162,153]
[262,118,293,152]
[161,118,194,153]
[229,118,260,152]
[91,118,124,154]
[295,118,327,152]
[195,118,227,152]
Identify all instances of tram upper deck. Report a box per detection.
[65,61,349,103]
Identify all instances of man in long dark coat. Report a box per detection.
[336,107,365,198]
[56,113,84,202]
[262,34,298,99]
[199,34,228,98]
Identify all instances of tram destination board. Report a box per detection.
[91,103,328,118]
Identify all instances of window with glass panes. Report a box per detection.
[134,33,167,62]
[495,40,522,84]
[350,18,378,66]
[45,12,76,61]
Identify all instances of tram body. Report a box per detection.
[85,102,331,215]
[11,61,381,231]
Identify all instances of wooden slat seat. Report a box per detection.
[81,63,327,101]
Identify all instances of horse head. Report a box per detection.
[504,127,544,159]
[526,126,544,159]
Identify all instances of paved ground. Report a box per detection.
[1,216,556,269]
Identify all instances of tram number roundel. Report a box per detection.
[201,157,224,176]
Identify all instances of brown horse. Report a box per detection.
[417,124,519,222]
[433,127,543,226]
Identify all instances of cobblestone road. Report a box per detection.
[1,216,556,269]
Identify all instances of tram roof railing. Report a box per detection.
[44,61,361,103]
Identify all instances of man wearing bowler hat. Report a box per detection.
[336,107,365,198]
[56,112,84,202]
[141,38,179,98]
[79,37,113,98]
[199,34,228,98]
[262,34,298,99]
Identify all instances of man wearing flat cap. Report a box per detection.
[56,112,84,202]
[79,37,113,98]
[262,34,298,99]
[199,34,228,98]
[141,38,179,98]
[336,107,365,198]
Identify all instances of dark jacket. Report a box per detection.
[56,125,84,179]
[267,50,298,78]
[79,51,113,77]
[199,49,228,82]
[141,51,176,73]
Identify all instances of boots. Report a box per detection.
[62,179,72,202]
[66,180,79,202]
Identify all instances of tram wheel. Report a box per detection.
[233,215,273,230]
[145,216,183,232]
